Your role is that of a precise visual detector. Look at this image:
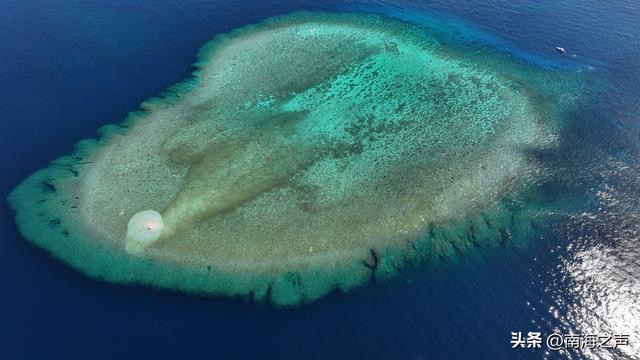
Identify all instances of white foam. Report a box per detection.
[125,210,165,254]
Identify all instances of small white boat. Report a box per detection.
[555,46,566,54]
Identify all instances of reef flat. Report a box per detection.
[8,12,584,306]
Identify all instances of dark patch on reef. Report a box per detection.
[363,248,381,281]
[41,181,56,194]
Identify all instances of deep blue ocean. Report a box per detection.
[2,1,639,359]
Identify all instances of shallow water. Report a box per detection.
[1,0,639,359]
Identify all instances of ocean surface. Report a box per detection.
[1,1,639,359]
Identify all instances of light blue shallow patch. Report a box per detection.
[8,11,588,307]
